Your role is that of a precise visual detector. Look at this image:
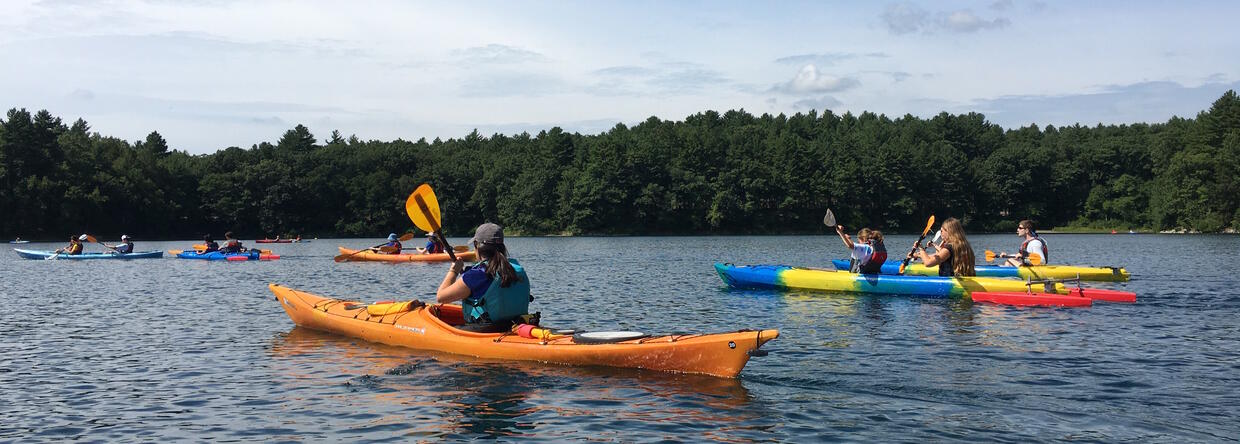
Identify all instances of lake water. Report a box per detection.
[2,234,1238,441]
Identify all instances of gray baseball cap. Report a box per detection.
[470,223,504,245]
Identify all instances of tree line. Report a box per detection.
[2,91,1238,240]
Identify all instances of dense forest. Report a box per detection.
[2,91,1238,240]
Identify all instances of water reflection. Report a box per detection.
[269,326,760,440]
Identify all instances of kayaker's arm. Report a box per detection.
[918,245,950,267]
[836,225,855,249]
[436,260,470,303]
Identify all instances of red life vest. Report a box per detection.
[1019,236,1049,264]
[857,240,888,274]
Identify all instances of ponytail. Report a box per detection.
[479,243,520,287]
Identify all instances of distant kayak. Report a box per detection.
[715,263,1134,299]
[829,259,1129,282]
[270,284,778,378]
[9,240,30,244]
[14,249,163,260]
[336,246,478,263]
[174,250,279,261]
[256,239,296,243]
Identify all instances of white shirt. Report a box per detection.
[1023,238,1047,264]
[851,243,875,264]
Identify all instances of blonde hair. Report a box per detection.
[940,218,975,277]
[857,228,872,243]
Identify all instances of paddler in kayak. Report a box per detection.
[219,231,247,254]
[56,234,87,255]
[835,225,887,274]
[421,232,445,254]
[202,234,220,253]
[437,223,532,329]
[103,235,134,254]
[378,233,403,254]
[913,217,976,277]
[1000,219,1048,267]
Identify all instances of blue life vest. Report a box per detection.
[116,242,133,254]
[462,259,531,324]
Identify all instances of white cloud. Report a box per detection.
[771,65,860,94]
[881,3,1010,35]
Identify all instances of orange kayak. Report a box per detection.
[269,284,778,378]
[336,246,477,262]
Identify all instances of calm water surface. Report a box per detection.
[2,234,1238,441]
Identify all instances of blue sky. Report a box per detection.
[2,0,1237,154]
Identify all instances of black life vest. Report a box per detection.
[938,244,956,277]
[1019,235,1049,264]
[857,240,888,274]
[221,239,243,253]
[203,240,220,252]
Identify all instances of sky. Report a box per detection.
[1,0,1238,154]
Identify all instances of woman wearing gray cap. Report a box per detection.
[436,223,531,327]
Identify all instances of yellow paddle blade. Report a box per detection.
[984,250,996,262]
[921,215,935,236]
[406,183,442,233]
[1028,255,1043,265]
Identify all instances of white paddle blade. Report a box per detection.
[823,209,836,227]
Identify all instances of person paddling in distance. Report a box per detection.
[201,234,220,253]
[379,233,403,254]
[219,231,246,254]
[835,225,887,274]
[422,232,445,254]
[1000,219,1048,267]
[57,234,87,255]
[436,223,532,329]
[913,217,976,277]
[103,235,134,254]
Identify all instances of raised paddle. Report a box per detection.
[83,234,119,253]
[898,215,936,275]
[984,250,1042,265]
[406,183,458,262]
[333,232,416,262]
[823,209,838,229]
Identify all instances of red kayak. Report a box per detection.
[973,287,1136,307]
[972,292,1092,307]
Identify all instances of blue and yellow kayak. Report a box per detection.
[829,259,1129,282]
[715,263,1078,298]
[175,250,263,261]
[14,248,164,260]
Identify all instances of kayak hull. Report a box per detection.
[256,239,296,243]
[830,259,1129,282]
[269,284,778,378]
[14,249,164,260]
[337,246,478,263]
[716,263,1076,298]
